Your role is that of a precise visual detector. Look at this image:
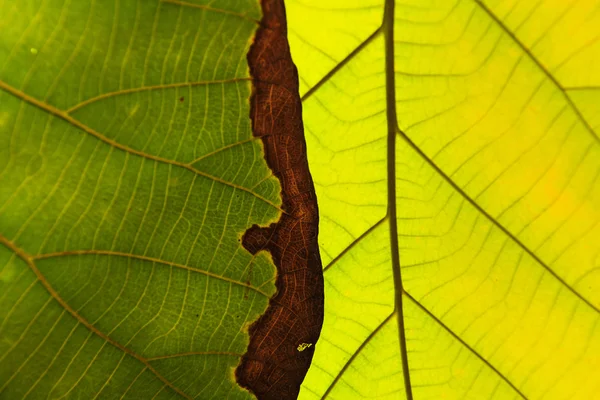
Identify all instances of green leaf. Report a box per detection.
[288,0,600,399]
[0,1,283,398]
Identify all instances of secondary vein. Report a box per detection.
[0,234,192,400]
[0,80,283,213]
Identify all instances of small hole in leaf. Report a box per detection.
[297,343,312,352]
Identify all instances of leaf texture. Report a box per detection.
[0,1,284,398]
[287,0,600,399]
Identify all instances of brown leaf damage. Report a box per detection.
[235,0,325,399]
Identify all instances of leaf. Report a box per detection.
[0,1,287,398]
[287,0,600,399]
[235,2,324,398]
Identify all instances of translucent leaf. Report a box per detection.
[289,0,600,399]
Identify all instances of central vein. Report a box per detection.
[383,0,414,399]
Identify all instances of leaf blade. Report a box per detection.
[0,1,282,398]
[290,0,600,398]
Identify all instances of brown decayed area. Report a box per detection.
[234,0,325,399]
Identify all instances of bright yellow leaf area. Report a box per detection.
[287,0,600,399]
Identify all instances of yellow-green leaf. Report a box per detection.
[0,1,283,398]
[288,0,600,399]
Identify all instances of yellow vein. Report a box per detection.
[119,367,148,400]
[0,235,192,400]
[66,77,250,113]
[0,80,284,213]
[301,27,381,102]
[322,313,394,399]
[92,353,128,400]
[160,0,259,24]
[33,249,270,297]
[564,86,600,91]
[323,217,387,273]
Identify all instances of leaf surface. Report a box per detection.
[0,1,283,398]
[287,0,600,398]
